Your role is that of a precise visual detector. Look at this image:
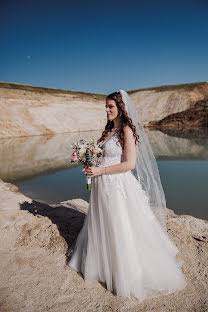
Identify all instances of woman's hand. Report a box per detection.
[82,165,103,177]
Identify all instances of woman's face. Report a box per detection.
[106,99,120,120]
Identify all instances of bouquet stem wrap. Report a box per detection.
[85,148,93,190]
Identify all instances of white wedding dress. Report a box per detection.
[67,131,187,301]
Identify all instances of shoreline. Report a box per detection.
[0,178,207,311]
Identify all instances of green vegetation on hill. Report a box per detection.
[0,81,207,98]
[0,82,106,99]
[127,81,208,94]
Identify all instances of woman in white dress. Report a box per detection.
[67,90,187,301]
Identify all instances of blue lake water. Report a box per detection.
[0,128,207,220]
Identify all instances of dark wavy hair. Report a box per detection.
[97,91,140,149]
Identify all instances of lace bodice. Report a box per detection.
[95,131,130,199]
[98,131,125,167]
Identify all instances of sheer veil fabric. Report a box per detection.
[119,90,167,232]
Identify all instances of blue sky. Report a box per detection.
[1,0,208,94]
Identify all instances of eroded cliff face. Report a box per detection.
[148,97,208,129]
[130,82,208,128]
[0,83,106,138]
[0,82,208,138]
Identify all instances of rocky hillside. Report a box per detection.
[0,81,207,138]
[129,82,208,128]
[148,96,208,129]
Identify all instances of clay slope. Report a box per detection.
[148,97,208,129]
[0,81,208,138]
[129,82,208,128]
[0,82,106,138]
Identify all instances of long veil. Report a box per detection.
[119,90,167,233]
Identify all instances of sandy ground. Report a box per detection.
[0,179,208,312]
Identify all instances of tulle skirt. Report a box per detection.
[67,170,187,301]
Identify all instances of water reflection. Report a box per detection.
[0,131,103,182]
[0,128,208,182]
[147,128,208,160]
[0,129,207,220]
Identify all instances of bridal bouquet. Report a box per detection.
[70,138,104,190]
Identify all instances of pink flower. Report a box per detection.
[71,151,78,162]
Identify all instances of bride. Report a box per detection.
[67,90,187,301]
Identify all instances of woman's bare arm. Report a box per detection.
[101,125,136,175]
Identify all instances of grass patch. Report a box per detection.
[127,81,208,94]
[0,81,207,98]
[0,81,106,100]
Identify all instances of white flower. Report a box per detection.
[79,147,86,159]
